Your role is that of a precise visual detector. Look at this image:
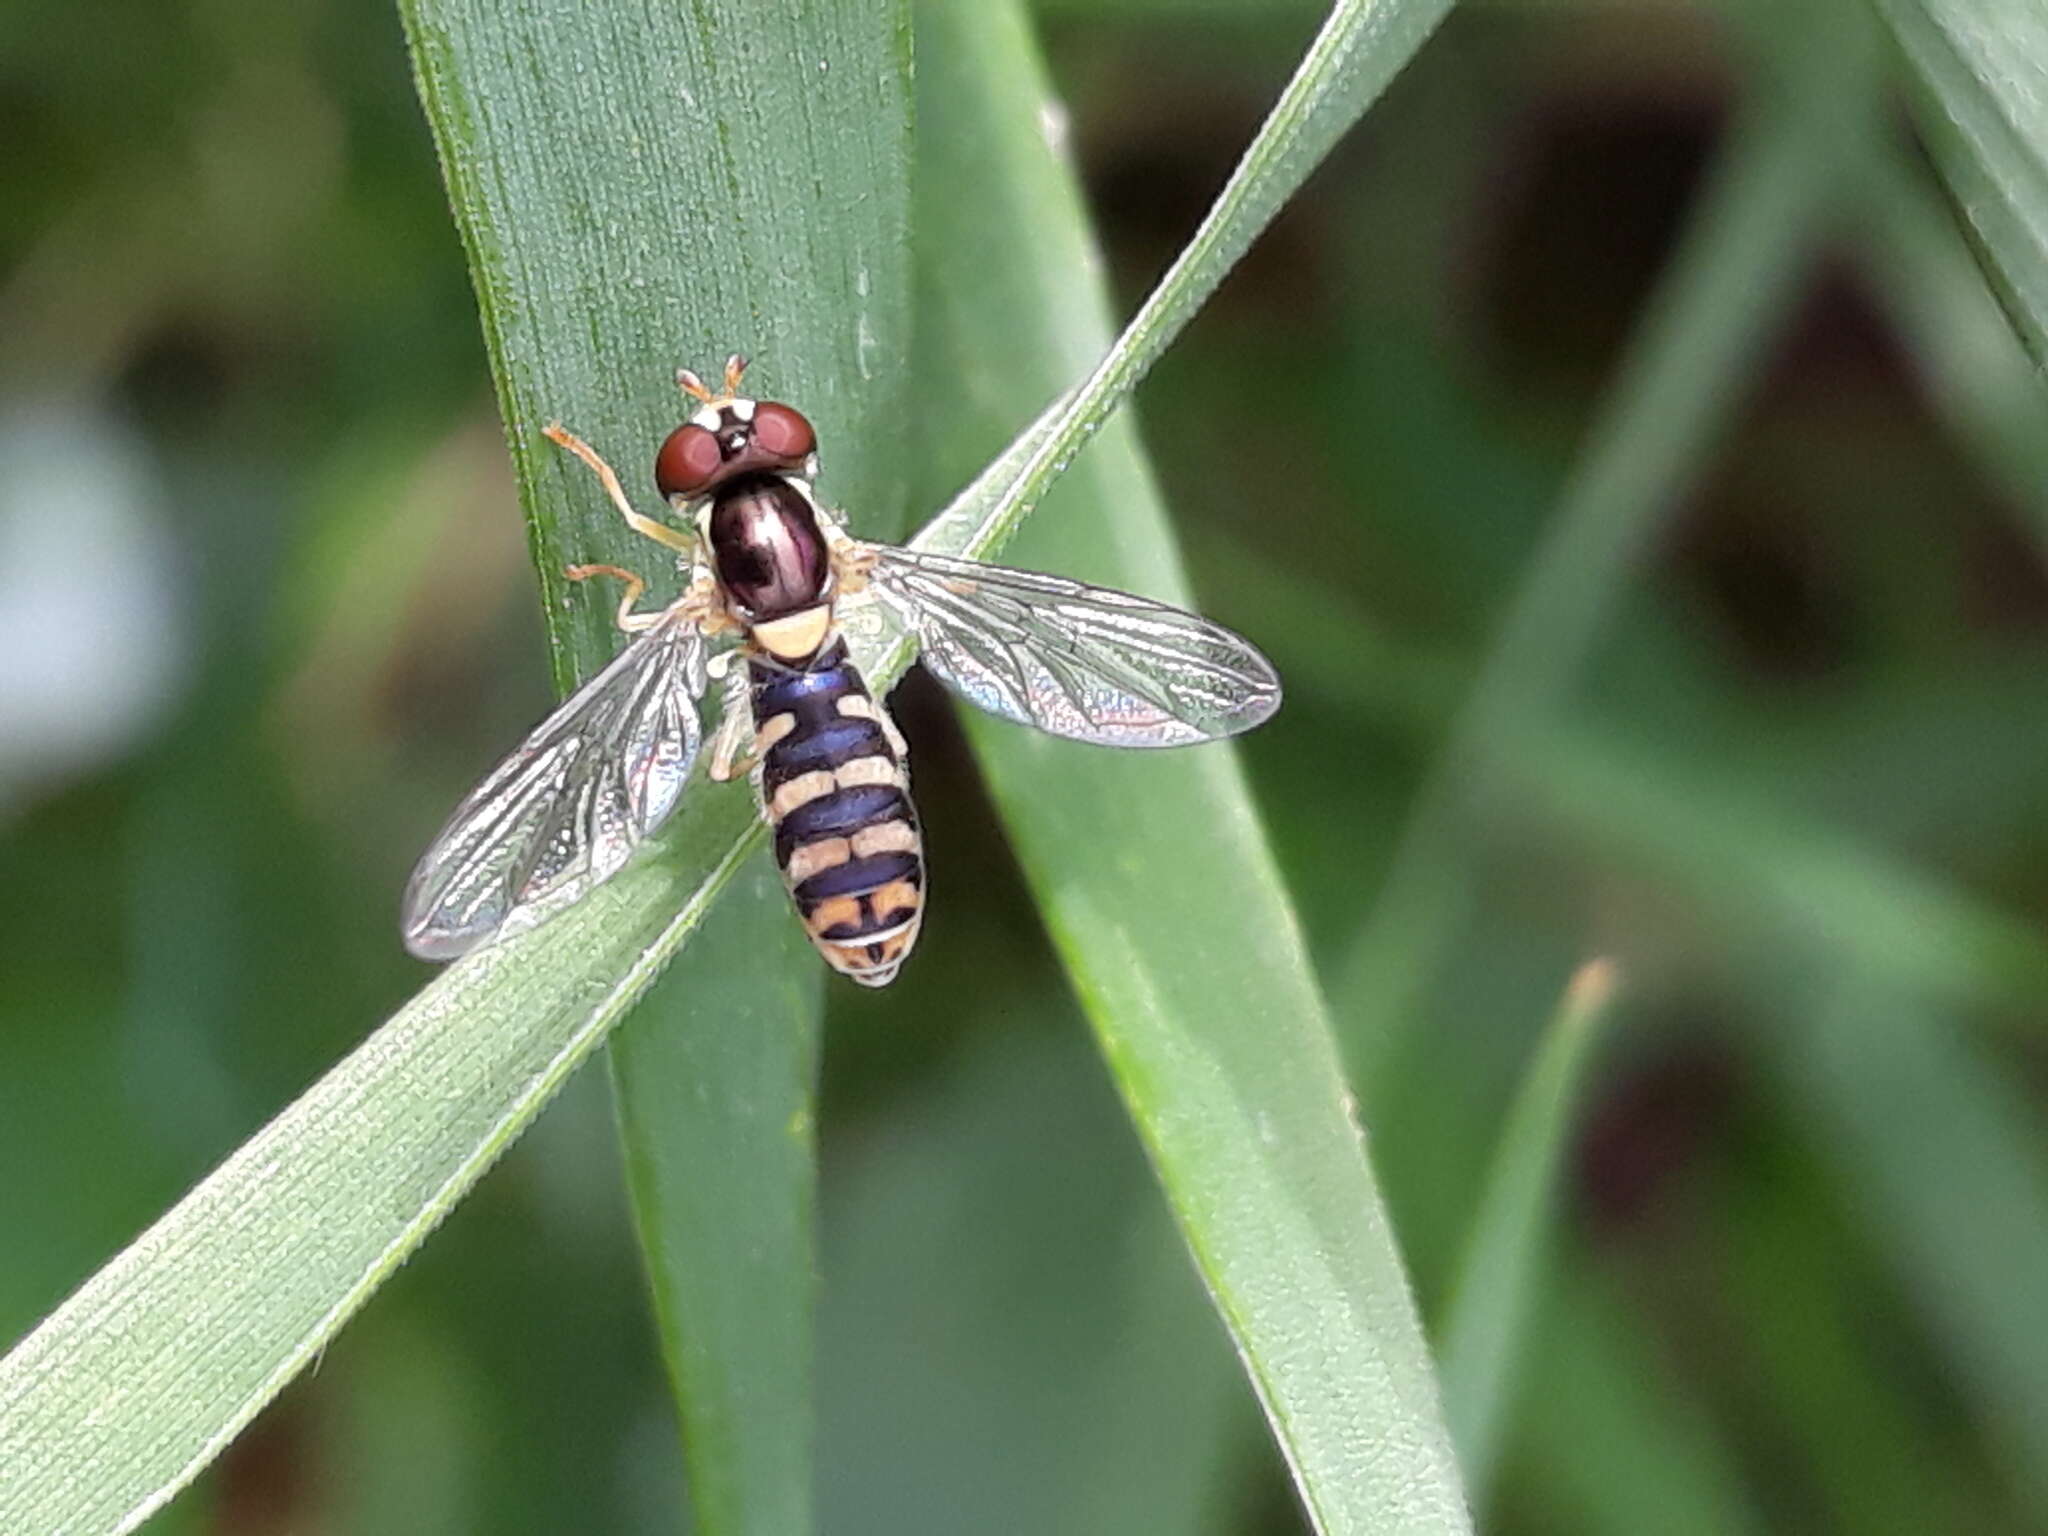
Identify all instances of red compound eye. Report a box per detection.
[751,401,816,462]
[655,423,724,499]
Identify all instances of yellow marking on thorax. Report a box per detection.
[835,695,879,721]
[750,605,833,660]
[755,712,796,751]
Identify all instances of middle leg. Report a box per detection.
[566,562,665,632]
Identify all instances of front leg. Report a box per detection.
[544,423,697,558]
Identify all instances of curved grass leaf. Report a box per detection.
[1435,959,1619,1501]
[0,1,1453,1528]
[915,1,1466,1529]
[1870,0,2048,367]
[1717,0,2048,549]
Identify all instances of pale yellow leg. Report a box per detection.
[707,667,756,780]
[708,718,758,782]
[565,563,664,632]
[827,533,879,596]
[543,423,696,557]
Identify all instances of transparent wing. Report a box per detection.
[865,546,1281,747]
[401,608,708,960]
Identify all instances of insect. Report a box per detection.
[402,356,1282,985]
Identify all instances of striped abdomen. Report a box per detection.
[751,635,924,986]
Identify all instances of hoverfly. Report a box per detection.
[402,357,1281,985]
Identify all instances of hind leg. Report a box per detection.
[707,663,759,781]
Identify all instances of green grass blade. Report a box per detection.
[404,0,913,684]
[1774,984,2048,1518]
[819,1027,1247,1535]
[1717,0,2048,550]
[1229,535,2048,1021]
[610,859,825,1536]
[1715,1140,2010,1532]
[1869,0,2048,367]
[0,0,1445,1524]
[1519,724,2048,1017]
[916,1,1467,1530]
[907,0,1457,572]
[1518,1267,1768,1536]
[1435,959,1619,1501]
[405,4,909,1533]
[0,830,754,1536]
[1334,93,1841,1080]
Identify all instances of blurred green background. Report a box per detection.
[5,0,2047,1531]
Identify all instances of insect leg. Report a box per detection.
[823,524,879,596]
[565,563,664,632]
[706,664,757,780]
[543,423,696,558]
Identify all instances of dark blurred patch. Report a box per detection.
[1577,1035,1740,1232]
[123,322,242,431]
[215,1384,318,1536]
[1668,260,2048,683]
[1964,512,2048,634]
[1046,20,1325,326]
[1477,98,1720,392]
[1669,480,1855,682]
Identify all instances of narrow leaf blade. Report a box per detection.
[1871,0,2048,366]
[1436,958,1620,1499]
[402,4,910,1532]
[611,858,824,1536]
[916,1,1468,1529]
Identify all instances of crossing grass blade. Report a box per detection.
[1436,959,1619,1501]
[1869,0,2048,367]
[913,0,1468,1530]
[0,1,1455,1529]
